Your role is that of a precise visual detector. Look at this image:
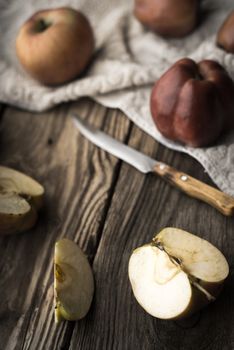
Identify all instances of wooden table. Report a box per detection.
[0,99,234,350]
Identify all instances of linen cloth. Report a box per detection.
[0,0,234,195]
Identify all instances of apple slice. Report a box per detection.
[0,166,44,235]
[128,228,229,320]
[54,239,94,323]
[0,192,37,235]
[0,166,44,209]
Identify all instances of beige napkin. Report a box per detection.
[0,0,234,195]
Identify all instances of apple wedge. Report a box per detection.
[0,166,44,235]
[54,239,94,323]
[128,228,229,320]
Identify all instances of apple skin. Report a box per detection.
[150,58,234,147]
[16,7,95,86]
[217,10,234,54]
[134,0,199,38]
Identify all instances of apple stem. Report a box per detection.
[152,240,164,251]
[36,19,51,32]
[151,239,182,267]
[151,238,216,302]
[195,72,203,80]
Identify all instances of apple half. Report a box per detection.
[0,166,44,235]
[54,239,94,323]
[128,228,229,320]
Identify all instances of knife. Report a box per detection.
[72,115,234,216]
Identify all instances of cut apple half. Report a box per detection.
[0,166,44,209]
[0,166,44,235]
[54,239,94,323]
[128,228,229,320]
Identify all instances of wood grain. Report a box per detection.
[0,100,234,350]
[0,99,131,350]
[70,119,234,350]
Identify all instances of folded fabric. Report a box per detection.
[0,0,234,195]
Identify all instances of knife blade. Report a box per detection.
[72,116,157,173]
[72,114,234,216]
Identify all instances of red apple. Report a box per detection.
[134,0,199,38]
[150,58,234,147]
[16,7,95,86]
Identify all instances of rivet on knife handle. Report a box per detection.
[154,163,234,216]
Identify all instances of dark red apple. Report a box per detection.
[16,7,95,86]
[150,58,234,147]
[134,0,199,38]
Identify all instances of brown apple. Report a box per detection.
[134,0,199,38]
[150,58,234,147]
[217,10,234,53]
[16,7,95,86]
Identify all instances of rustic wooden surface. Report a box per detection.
[0,99,234,350]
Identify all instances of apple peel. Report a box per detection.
[128,228,229,320]
[54,239,94,323]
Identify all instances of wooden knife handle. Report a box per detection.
[153,163,234,216]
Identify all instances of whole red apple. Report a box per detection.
[150,58,234,147]
[16,7,95,86]
[217,10,234,54]
[134,0,199,38]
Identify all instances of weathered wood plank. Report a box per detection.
[1,100,234,350]
[70,118,234,350]
[0,100,131,350]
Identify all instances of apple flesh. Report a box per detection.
[134,0,199,38]
[128,228,229,319]
[217,10,234,53]
[0,192,38,235]
[54,239,94,323]
[0,166,44,235]
[16,7,95,86]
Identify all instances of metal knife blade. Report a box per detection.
[72,115,158,173]
[72,114,234,216]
